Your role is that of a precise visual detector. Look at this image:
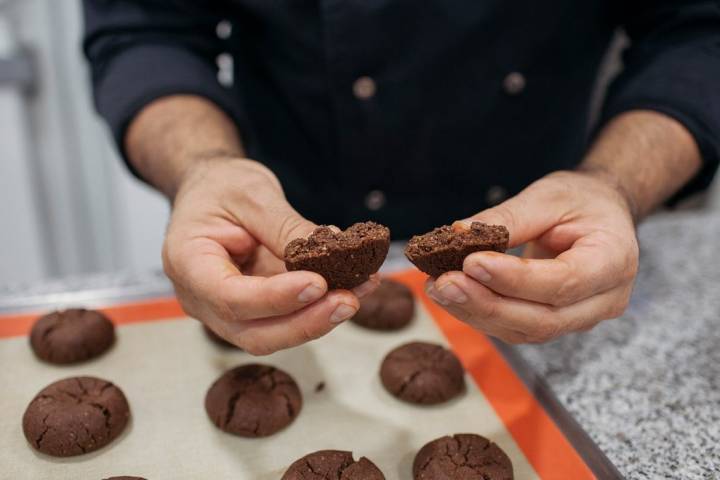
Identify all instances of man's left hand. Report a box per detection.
[426,170,639,343]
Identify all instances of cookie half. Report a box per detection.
[284,222,390,290]
[405,222,509,277]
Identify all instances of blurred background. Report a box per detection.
[1,0,718,286]
[1,0,169,285]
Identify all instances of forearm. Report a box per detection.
[579,110,702,221]
[125,95,245,199]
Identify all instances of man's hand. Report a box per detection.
[125,95,379,355]
[163,158,377,354]
[426,170,638,343]
[425,110,702,343]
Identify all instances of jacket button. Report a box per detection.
[353,76,376,100]
[216,20,232,39]
[503,72,526,95]
[365,190,386,210]
[485,185,507,206]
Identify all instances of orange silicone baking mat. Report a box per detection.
[0,270,619,479]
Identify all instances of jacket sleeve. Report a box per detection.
[82,0,243,178]
[600,0,720,204]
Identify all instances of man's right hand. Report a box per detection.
[163,157,376,355]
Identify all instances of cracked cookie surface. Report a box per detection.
[351,279,414,331]
[413,434,513,480]
[284,222,390,290]
[380,341,465,405]
[205,364,302,437]
[22,376,130,457]
[30,308,115,364]
[281,450,385,480]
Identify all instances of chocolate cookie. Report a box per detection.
[380,342,465,405]
[205,364,302,437]
[203,325,241,349]
[413,434,513,480]
[22,376,130,457]
[284,222,390,290]
[29,308,115,364]
[351,279,414,331]
[282,450,385,480]
[405,222,509,277]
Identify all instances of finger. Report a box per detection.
[175,218,260,266]
[454,180,574,248]
[240,245,287,276]
[223,291,359,355]
[521,241,557,259]
[463,233,635,306]
[423,278,531,343]
[226,185,319,259]
[428,272,630,343]
[170,236,330,320]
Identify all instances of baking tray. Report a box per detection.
[0,270,621,479]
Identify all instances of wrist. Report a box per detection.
[173,155,281,205]
[169,150,241,197]
[575,165,640,223]
[125,95,246,199]
[577,111,702,222]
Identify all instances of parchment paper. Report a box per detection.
[0,300,539,479]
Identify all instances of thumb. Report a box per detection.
[233,188,318,259]
[454,182,568,248]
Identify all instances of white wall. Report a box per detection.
[0,0,168,285]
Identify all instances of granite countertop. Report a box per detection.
[518,210,720,479]
[1,211,719,479]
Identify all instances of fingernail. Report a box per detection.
[330,303,357,323]
[426,282,449,306]
[298,283,324,303]
[437,282,468,304]
[466,261,492,283]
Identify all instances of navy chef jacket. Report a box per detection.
[83,0,720,239]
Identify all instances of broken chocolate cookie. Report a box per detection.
[405,222,509,277]
[284,222,390,290]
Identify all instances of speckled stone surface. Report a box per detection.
[1,212,719,478]
[518,211,720,480]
